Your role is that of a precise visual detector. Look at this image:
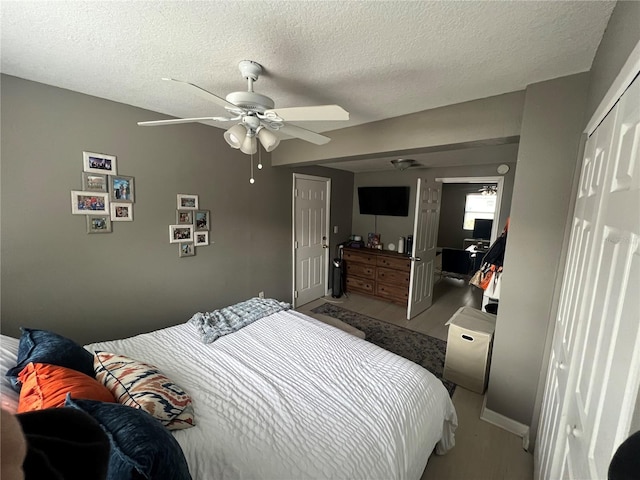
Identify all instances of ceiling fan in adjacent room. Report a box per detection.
[137,60,349,155]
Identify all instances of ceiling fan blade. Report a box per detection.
[278,124,331,145]
[264,105,349,122]
[137,116,233,126]
[162,78,241,111]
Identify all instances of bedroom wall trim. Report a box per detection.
[481,396,531,450]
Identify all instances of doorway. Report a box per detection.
[430,176,506,312]
[292,174,331,308]
[436,176,506,244]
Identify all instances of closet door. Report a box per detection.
[536,76,639,479]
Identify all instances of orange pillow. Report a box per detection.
[17,362,115,413]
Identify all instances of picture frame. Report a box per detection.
[83,151,117,175]
[110,175,134,202]
[71,190,109,215]
[178,242,195,257]
[194,231,209,246]
[177,194,198,210]
[176,210,193,225]
[194,210,210,231]
[82,172,108,192]
[169,224,193,243]
[367,232,381,248]
[110,202,133,221]
[86,215,112,234]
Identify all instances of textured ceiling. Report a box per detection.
[1,1,615,171]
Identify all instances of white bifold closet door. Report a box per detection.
[535,75,639,479]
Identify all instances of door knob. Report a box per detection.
[565,424,582,438]
[409,256,421,262]
[556,361,567,370]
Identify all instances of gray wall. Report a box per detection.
[485,73,590,427]
[273,91,525,166]
[352,162,516,251]
[0,75,353,345]
[585,0,640,121]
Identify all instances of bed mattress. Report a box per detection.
[86,310,457,480]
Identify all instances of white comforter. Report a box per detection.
[86,310,457,480]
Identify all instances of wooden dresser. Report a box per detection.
[342,247,411,306]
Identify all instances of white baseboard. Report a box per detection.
[480,396,531,451]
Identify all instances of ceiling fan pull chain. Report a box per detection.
[258,147,263,170]
[250,152,255,184]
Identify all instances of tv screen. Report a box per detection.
[473,219,493,240]
[358,186,410,217]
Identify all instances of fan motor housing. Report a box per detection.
[225,91,275,113]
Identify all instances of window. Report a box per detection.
[464,194,496,230]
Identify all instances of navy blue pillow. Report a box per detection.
[65,397,192,480]
[5,327,95,392]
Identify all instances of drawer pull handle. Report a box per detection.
[461,334,474,342]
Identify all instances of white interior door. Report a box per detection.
[536,75,640,480]
[293,174,330,308]
[407,177,441,319]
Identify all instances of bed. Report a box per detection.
[2,305,457,480]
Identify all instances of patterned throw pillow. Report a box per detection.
[94,352,195,430]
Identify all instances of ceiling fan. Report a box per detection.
[137,60,349,155]
[478,185,498,195]
[390,158,424,170]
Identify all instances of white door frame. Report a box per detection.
[292,173,331,308]
[435,176,506,242]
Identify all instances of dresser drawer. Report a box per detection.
[376,282,409,304]
[346,262,375,279]
[376,267,410,286]
[377,255,411,270]
[346,276,374,294]
[343,250,377,265]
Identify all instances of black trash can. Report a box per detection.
[332,259,344,298]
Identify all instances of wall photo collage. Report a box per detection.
[70,151,135,234]
[169,194,212,258]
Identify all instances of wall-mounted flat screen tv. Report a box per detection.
[358,186,410,217]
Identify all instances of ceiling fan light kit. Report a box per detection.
[138,59,349,160]
[391,158,416,171]
[240,134,258,155]
[256,126,280,152]
[223,124,247,149]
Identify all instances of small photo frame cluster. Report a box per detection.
[72,151,135,233]
[171,194,212,257]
